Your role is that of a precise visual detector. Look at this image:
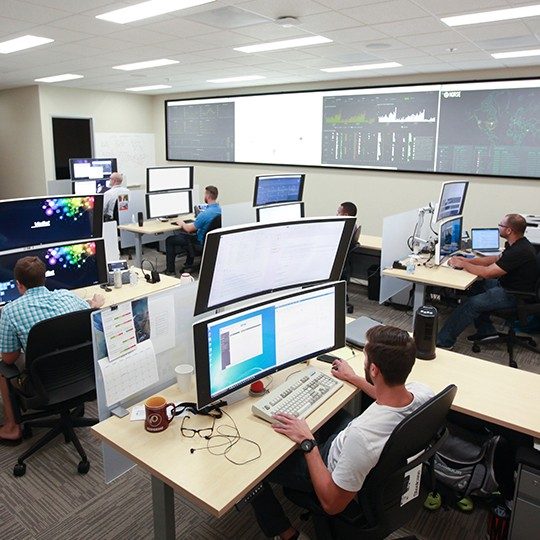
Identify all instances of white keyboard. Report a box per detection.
[252,367,343,423]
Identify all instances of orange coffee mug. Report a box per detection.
[144,395,176,433]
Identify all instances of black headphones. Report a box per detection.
[141,259,160,284]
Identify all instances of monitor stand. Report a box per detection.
[220,386,250,407]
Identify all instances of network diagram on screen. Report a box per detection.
[166,79,540,179]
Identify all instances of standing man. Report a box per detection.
[0,256,104,441]
[250,326,433,540]
[103,172,130,220]
[165,185,221,275]
[437,213,537,349]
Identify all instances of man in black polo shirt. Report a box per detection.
[437,214,537,349]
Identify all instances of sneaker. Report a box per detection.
[466,332,498,342]
[181,265,193,273]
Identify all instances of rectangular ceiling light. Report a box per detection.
[0,35,53,54]
[96,0,215,24]
[235,35,332,53]
[113,58,179,71]
[126,84,172,91]
[492,49,540,59]
[441,5,540,27]
[207,75,265,83]
[321,62,402,73]
[35,73,84,83]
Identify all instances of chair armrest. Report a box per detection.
[505,289,536,300]
[0,362,21,380]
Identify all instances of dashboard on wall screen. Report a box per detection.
[166,79,540,179]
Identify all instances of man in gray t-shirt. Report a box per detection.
[250,326,433,540]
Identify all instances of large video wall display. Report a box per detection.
[166,79,540,180]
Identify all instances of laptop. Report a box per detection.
[471,228,501,256]
[345,316,383,348]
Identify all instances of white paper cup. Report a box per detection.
[175,364,194,393]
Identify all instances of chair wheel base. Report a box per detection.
[22,425,33,439]
[78,460,90,474]
[472,344,481,353]
[14,463,26,477]
[510,360,518,369]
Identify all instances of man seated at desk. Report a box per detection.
[437,214,537,350]
[103,172,130,221]
[164,185,221,275]
[250,326,433,540]
[0,256,104,442]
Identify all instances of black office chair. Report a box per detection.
[284,384,458,540]
[471,253,540,368]
[0,309,98,477]
[342,225,361,314]
[171,213,222,271]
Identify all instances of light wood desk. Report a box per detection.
[92,350,359,538]
[92,340,539,539]
[382,263,478,322]
[74,269,180,308]
[358,234,382,252]
[118,215,195,268]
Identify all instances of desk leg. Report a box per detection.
[412,283,426,326]
[133,233,143,269]
[151,476,175,540]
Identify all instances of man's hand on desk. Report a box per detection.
[272,413,314,444]
[88,293,105,309]
[448,256,467,269]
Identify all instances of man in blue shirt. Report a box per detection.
[165,185,221,274]
[0,256,104,442]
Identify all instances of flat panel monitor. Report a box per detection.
[0,195,104,253]
[147,166,193,192]
[72,179,110,195]
[0,239,107,305]
[194,216,355,315]
[69,158,117,180]
[435,181,468,222]
[256,202,305,223]
[194,281,346,408]
[435,216,463,265]
[253,174,305,207]
[146,191,193,219]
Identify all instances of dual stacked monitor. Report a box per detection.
[70,157,117,194]
[253,174,305,223]
[145,166,193,219]
[192,216,356,408]
[0,195,107,305]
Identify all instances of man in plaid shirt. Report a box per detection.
[0,256,104,442]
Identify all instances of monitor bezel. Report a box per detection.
[0,194,104,252]
[146,166,194,193]
[193,280,346,408]
[145,191,193,219]
[435,215,463,265]
[253,174,305,207]
[194,216,355,315]
[435,180,469,223]
[69,157,118,180]
[255,202,305,223]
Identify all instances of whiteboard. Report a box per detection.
[94,132,155,188]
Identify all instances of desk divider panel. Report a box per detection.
[380,208,417,304]
[92,282,198,482]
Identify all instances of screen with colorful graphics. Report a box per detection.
[0,195,103,253]
[0,239,107,304]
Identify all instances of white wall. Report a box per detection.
[38,86,154,183]
[152,67,540,235]
[0,86,45,199]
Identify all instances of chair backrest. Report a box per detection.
[24,309,96,407]
[356,384,457,536]
[205,214,222,240]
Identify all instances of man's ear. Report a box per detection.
[370,362,380,379]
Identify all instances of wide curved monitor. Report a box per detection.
[0,239,107,305]
[69,158,117,180]
[435,181,468,222]
[0,195,103,253]
[194,216,355,315]
[194,281,346,408]
[256,202,304,223]
[147,166,193,192]
[253,174,305,207]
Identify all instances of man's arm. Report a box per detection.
[272,413,357,514]
[449,256,505,279]
[1,350,21,365]
[179,220,196,234]
[332,358,376,399]
[87,294,105,309]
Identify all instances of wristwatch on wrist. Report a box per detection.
[300,439,318,453]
